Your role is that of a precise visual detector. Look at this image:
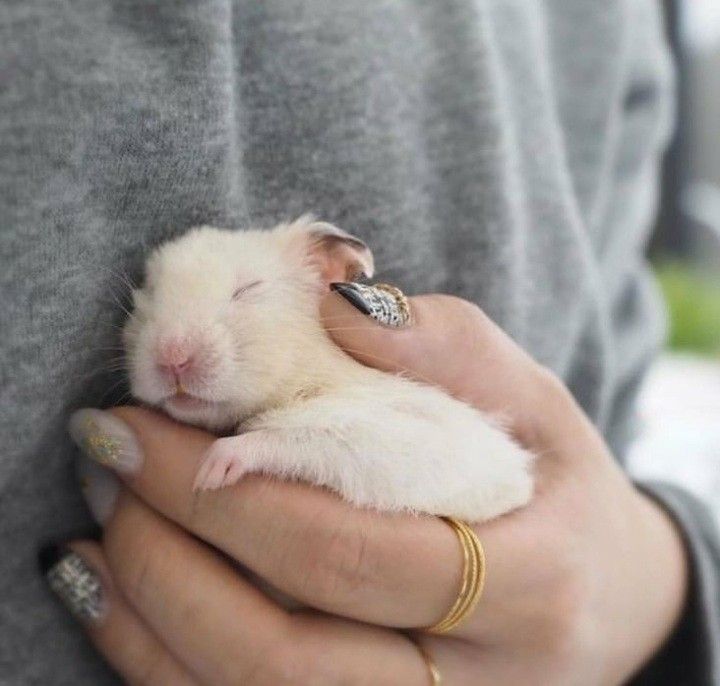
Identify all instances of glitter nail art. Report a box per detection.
[82,418,121,465]
[68,409,142,474]
[331,282,411,327]
[43,550,106,622]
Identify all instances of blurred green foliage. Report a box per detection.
[654,262,720,355]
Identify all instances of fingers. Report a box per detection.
[103,491,296,685]
[321,291,574,450]
[46,541,198,686]
[101,489,443,686]
[73,405,464,629]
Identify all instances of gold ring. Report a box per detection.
[426,517,485,634]
[411,637,442,686]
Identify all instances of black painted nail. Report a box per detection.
[39,543,106,622]
[330,282,411,327]
[331,282,373,315]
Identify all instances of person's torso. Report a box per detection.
[0,1,672,682]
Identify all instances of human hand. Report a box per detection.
[43,289,687,684]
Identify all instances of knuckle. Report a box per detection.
[457,297,486,322]
[115,531,172,609]
[102,503,161,608]
[123,545,157,608]
[450,298,487,337]
[534,364,573,409]
[182,488,212,532]
[524,364,578,448]
[429,294,487,338]
[182,486,235,549]
[298,521,373,605]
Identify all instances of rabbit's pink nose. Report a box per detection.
[159,357,194,377]
[156,339,196,379]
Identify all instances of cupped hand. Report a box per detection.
[50,291,687,685]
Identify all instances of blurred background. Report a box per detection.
[628,0,720,522]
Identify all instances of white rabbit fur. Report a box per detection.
[124,216,533,522]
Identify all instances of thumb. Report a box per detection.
[320,283,572,450]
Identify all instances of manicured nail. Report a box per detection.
[68,409,142,474]
[39,545,107,623]
[330,282,411,327]
[77,456,120,525]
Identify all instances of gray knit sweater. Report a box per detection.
[1,1,717,683]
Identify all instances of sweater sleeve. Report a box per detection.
[631,482,720,685]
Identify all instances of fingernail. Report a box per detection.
[330,282,411,327]
[39,545,107,623]
[77,456,120,525]
[68,409,142,474]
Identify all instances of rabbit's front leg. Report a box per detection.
[192,427,351,492]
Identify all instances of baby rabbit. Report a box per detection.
[123,217,533,521]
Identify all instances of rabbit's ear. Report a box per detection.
[281,216,375,285]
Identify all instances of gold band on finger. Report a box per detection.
[426,517,485,634]
[411,638,442,686]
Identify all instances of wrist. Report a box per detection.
[625,490,689,679]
